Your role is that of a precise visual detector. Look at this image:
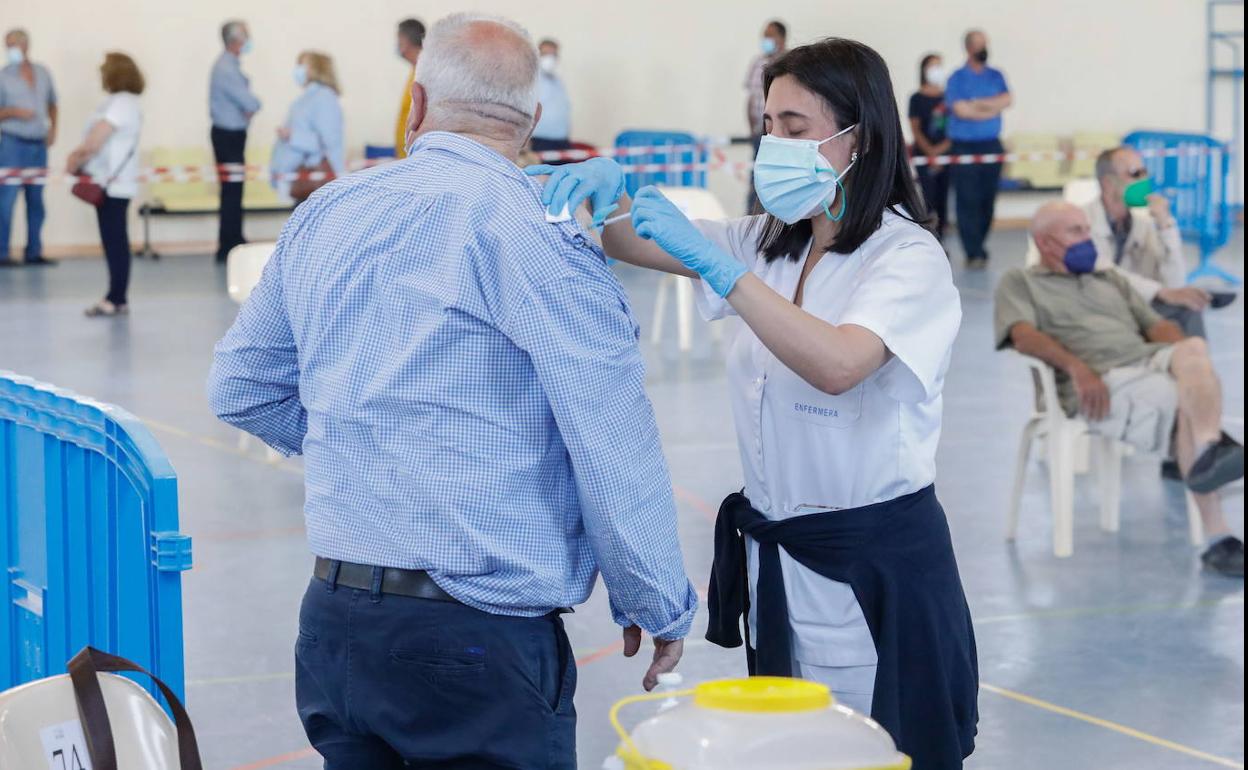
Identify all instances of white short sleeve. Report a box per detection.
[101,94,139,131]
[838,232,961,403]
[691,215,766,321]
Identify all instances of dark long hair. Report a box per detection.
[756,38,932,261]
[919,52,941,85]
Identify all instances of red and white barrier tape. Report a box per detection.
[0,142,1225,187]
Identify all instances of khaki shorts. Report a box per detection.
[1087,346,1177,455]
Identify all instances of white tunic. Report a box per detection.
[693,211,961,681]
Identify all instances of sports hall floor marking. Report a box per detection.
[140,417,1245,770]
[980,683,1244,768]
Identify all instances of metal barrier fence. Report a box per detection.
[1124,131,1238,285]
[0,371,191,702]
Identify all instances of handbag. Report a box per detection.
[71,139,138,208]
[66,646,203,770]
[289,157,335,203]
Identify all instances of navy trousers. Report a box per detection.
[210,126,247,262]
[950,139,1003,261]
[295,573,577,769]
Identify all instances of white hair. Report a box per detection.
[415,13,539,127]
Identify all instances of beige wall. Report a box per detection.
[5,0,1212,254]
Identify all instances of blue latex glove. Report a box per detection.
[630,186,747,298]
[524,157,626,219]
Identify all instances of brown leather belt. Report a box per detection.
[313,557,460,604]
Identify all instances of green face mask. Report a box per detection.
[1123,177,1155,208]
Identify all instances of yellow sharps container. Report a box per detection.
[606,676,911,770]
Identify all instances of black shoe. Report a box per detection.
[1161,458,1184,481]
[965,257,988,271]
[1186,433,1245,494]
[1201,536,1245,577]
[23,256,56,266]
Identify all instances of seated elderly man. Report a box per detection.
[995,202,1244,577]
[1091,146,1210,337]
[208,13,696,768]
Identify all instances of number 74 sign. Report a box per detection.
[39,720,93,770]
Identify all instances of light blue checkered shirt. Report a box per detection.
[208,131,697,638]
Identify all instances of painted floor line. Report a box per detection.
[981,682,1245,768]
[974,595,1244,625]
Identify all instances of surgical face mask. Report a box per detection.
[539,54,558,75]
[753,124,858,224]
[924,65,947,88]
[5,47,22,66]
[761,37,777,55]
[293,64,308,87]
[241,38,253,55]
[973,48,988,64]
[1063,239,1097,274]
[1123,176,1155,208]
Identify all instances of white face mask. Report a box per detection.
[539,54,558,75]
[924,65,947,88]
[5,47,23,66]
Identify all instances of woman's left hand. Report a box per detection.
[630,186,746,298]
[65,149,86,174]
[276,126,292,141]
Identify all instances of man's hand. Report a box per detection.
[1,107,35,121]
[1146,192,1174,229]
[1070,361,1110,421]
[1157,286,1211,312]
[622,625,684,692]
[45,125,56,148]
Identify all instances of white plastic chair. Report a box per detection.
[1007,355,1203,557]
[226,242,283,463]
[649,187,729,352]
[0,673,181,768]
[1062,178,1100,207]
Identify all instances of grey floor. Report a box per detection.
[1,226,1243,770]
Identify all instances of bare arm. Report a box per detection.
[725,273,889,395]
[46,103,57,145]
[1009,321,1110,419]
[601,193,698,278]
[64,119,115,173]
[910,116,939,155]
[1145,320,1184,344]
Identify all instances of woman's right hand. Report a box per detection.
[524,157,625,219]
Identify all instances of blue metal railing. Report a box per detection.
[0,371,190,702]
[1124,130,1239,285]
[614,130,708,196]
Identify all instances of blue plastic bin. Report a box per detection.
[614,130,708,196]
[1123,131,1238,285]
[0,372,191,702]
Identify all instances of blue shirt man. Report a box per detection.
[209,20,260,263]
[944,29,1012,268]
[531,38,572,152]
[0,29,57,265]
[208,19,695,763]
[209,49,260,131]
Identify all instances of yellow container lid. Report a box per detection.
[694,677,833,713]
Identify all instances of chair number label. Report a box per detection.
[39,720,93,770]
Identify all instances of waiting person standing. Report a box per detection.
[0,28,57,267]
[209,20,260,264]
[909,53,951,241]
[64,53,143,317]
[271,51,344,204]
[530,38,572,155]
[945,29,1011,269]
[744,20,787,212]
[393,18,424,159]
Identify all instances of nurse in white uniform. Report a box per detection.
[528,37,977,768]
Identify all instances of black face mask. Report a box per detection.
[973,49,989,64]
